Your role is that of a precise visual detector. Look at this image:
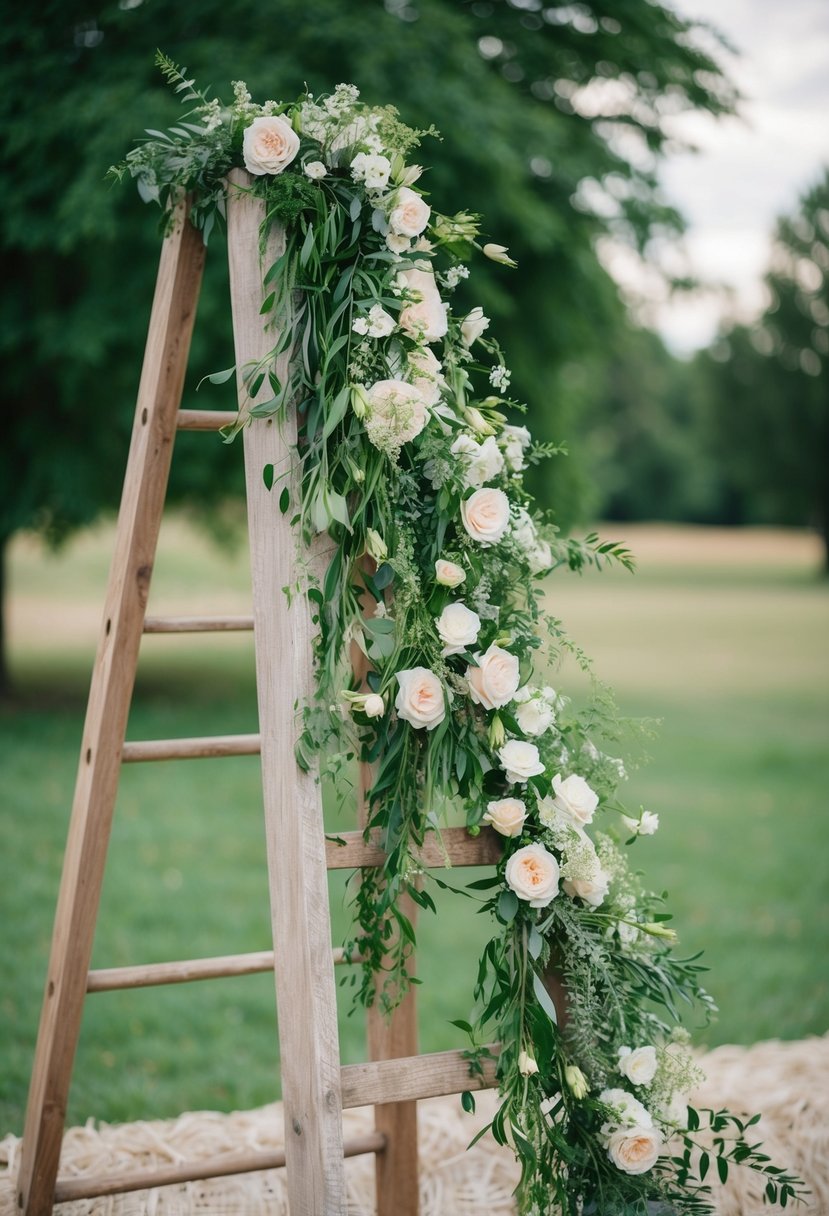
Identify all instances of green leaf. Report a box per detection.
[449,1019,474,1035]
[300,222,316,268]
[717,1156,729,1184]
[259,291,275,315]
[205,366,235,385]
[527,924,543,961]
[700,1151,709,1181]
[374,562,395,590]
[279,486,290,514]
[532,971,558,1025]
[461,1091,476,1114]
[262,463,274,491]
[497,890,519,923]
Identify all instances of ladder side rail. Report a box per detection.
[18,201,206,1216]
[227,169,347,1216]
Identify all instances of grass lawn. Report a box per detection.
[1,518,827,1134]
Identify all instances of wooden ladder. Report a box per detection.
[16,172,500,1216]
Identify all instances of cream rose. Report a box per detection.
[435,559,466,587]
[563,867,610,908]
[618,1046,658,1087]
[399,266,447,343]
[304,160,327,180]
[606,1126,662,1175]
[394,667,446,731]
[406,347,445,406]
[548,773,599,828]
[466,644,520,710]
[505,842,560,908]
[514,696,556,738]
[498,740,545,784]
[461,487,511,546]
[435,602,481,656]
[242,115,300,176]
[483,797,527,838]
[389,186,431,237]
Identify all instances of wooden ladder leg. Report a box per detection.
[17,203,206,1216]
[227,170,347,1216]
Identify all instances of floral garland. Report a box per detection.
[113,54,804,1215]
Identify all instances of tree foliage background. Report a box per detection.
[7,0,825,691]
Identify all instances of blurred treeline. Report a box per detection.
[0,1,826,689]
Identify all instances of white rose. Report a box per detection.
[466,644,520,710]
[606,1126,662,1176]
[498,740,545,784]
[502,435,527,472]
[461,306,490,346]
[394,667,446,731]
[563,867,609,908]
[461,487,511,545]
[304,160,327,180]
[399,266,447,343]
[435,559,466,587]
[599,1088,653,1131]
[364,378,429,449]
[364,693,386,719]
[483,797,527,838]
[389,186,431,237]
[406,347,445,406]
[514,697,556,738]
[435,602,481,656]
[518,1050,539,1076]
[451,434,505,488]
[350,152,391,191]
[502,424,531,449]
[618,1046,658,1087]
[527,540,553,575]
[640,811,659,835]
[505,842,560,908]
[242,115,300,176]
[548,773,599,828]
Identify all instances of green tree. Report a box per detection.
[0,0,734,691]
[701,170,829,568]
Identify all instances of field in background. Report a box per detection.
[2,520,827,1133]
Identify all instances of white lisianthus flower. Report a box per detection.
[389,186,431,237]
[500,423,532,472]
[406,347,445,406]
[435,559,466,587]
[304,160,327,180]
[498,740,545,784]
[364,379,429,456]
[565,1065,590,1099]
[514,695,556,738]
[350,152,392,190]
[365,528,388,562]
[399,266,448,343]
[394,667,446,731]
[483,797,527,838]
[548,773,599,828]
[461,306,490,346]
[461,487,511,545]
[242,115,300,176]
[512,507,538,553]
[505,842,560,907]
[451,434,505,488]
[606,1127,662,1176]
[640,811,659,835]
[656,1091,690,1129]
[342,690,386,719]
[618,1046,658,1087]
[365,303,396,338]
[435,602,481,656]
[386,232,412,254]
[527,539,553,574]
[518,1050,539,1076]
[617,919,640,946]
[599,1088,653,1131]
[483,242,517,267]
[466,644,520,710]
[563,867,610,908]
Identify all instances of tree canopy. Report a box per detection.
[0,0,735,687]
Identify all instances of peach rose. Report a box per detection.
[435,559,466,587]
[460,487,511,546]
[606,1126,662,1175]
[466,644,520,710]
[399,266,447,343]
[505,842,560,908]
[242,115,300,176]
[395,666,446,730]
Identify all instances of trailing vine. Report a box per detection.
[112,55,805,1214]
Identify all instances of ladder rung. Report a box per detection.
[121,733,261,762]
[325,826,503,870]
[87,947,357,992]
[177,408,238,430]
[53,1131,386,1203]
[144,614,254,633]
[341,1047,499,1109]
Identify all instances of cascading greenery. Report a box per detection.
[112,54,804,1215]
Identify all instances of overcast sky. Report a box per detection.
[611,0,829,353]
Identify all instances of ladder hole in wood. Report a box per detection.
[141,407,148,425]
